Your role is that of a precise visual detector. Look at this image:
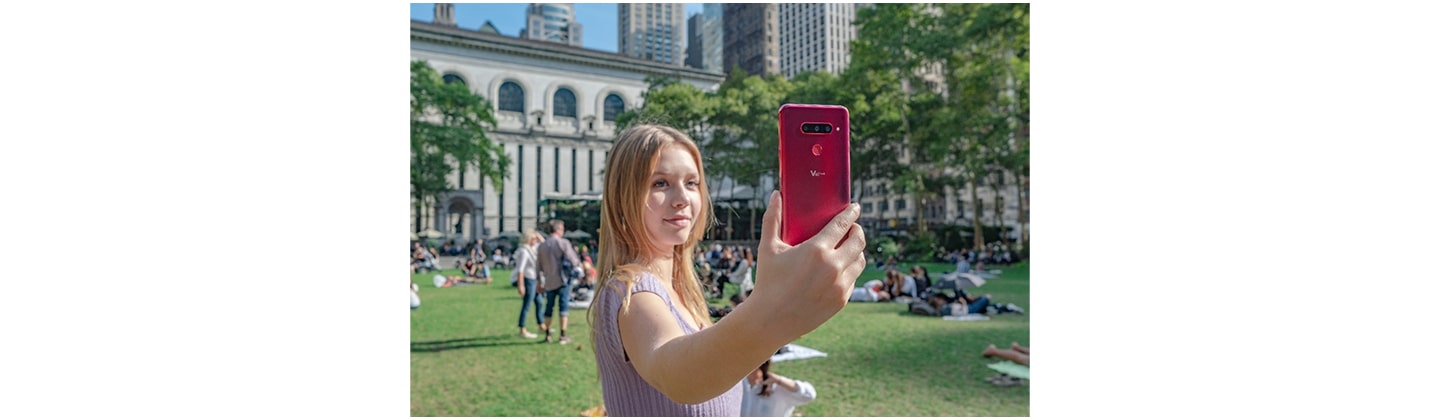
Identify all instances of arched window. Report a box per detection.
[442,73,465,85]
[554,88,577,118]
[603,94,624,122]
[498,81,524,113]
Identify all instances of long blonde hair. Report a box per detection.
[589,125,715,346]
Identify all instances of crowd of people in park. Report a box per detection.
[411,124,1028,416]
[692,243,757,300]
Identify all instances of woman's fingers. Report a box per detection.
[757,191,789,255]
[804,203,861,252]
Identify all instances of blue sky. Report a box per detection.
[409,3,705,54]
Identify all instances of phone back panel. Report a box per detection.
[778,104,851,246]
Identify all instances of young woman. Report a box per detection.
[512,230,545,338]
[588,125,867,416]
[732,247,755,295]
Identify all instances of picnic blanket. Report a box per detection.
[942,314,991,322]
[986,361,1029,379]
[770,343,827,363]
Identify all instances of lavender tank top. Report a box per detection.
[592,271,742,416]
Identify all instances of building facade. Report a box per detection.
[617,3,686,65]
[434,3,455,27]
[701,4,724,74]
[777,3,857,78]
[521,3,583,47]
[723,3,779,77]
[410,19,724,241]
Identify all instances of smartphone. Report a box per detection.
[777,104,852,246]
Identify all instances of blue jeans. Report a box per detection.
[543,284,572,319]
[966,296,991,314]
[518,277,543,328]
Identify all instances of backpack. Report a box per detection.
[560,253,582,286]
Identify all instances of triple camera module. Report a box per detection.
[800,123,834,134]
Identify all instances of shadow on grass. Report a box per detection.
[411,334,548,352]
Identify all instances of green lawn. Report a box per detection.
[411,261,1029,416]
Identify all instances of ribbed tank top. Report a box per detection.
[592,271,742,416]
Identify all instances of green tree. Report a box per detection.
[615,75,715,143]
[411,60,511,233]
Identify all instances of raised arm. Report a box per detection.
[618,191,866,404]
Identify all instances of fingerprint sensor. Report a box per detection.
[812,144,823,156]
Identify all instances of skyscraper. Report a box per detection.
[521,3,583,47]
[686,13,704,69]
[618,3,686,65]
[723,4,779,77]
[702,4,724,74]
[778,3,857,78]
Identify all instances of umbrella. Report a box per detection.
[420,228,446,239]
[490,231,522,241]
[932,272,986,293]
[563,230,591,239]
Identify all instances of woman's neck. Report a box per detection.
[643,252,675,281]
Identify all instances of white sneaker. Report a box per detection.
[1006,303,1025,314]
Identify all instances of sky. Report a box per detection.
[409,3,706,54]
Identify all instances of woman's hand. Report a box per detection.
[744,190,867,344]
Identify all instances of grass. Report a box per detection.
[411,261,1029,416]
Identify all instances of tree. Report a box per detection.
[411,60,511,233]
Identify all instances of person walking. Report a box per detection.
[536,219,582,344]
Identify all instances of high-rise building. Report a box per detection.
[723,4,779,77]
[702,4,724,74]
[521,3,583,47]
[685,13,703,69]
[618,3,686,65]
[777,3,857,78]
[435,3,456,27]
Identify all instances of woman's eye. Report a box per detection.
[685,180,700,188]
[653,180,669,188]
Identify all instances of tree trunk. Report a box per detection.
[1016,172,1028,259]
[969,179,983,250]
[913,181,927,235]
[994,173,1009,251]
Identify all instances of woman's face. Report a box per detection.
[643,145,702,258]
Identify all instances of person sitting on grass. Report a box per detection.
[884,269,918,303]
[982,342,1029,366]
[848,279,891,302]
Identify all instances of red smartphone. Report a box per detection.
[778,104,852,246]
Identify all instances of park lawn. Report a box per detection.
[410,262,1029,417]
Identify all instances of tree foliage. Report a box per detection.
[612,4,1029,251]
[411,60,511,231]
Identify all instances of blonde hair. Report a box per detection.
[589,125,715,348]
[522,229,544,245]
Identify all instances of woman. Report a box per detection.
[884,269,917,301]
[732,247,755,294]
[908,265,933,299]
[587,125,867,416]
[741,360,816,417]
[512,230,545,338]
[713,247,734,298]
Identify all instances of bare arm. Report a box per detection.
[618,191,866,404]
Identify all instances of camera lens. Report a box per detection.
[801,123,833,133]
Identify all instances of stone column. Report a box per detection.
[473,209,482,240]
